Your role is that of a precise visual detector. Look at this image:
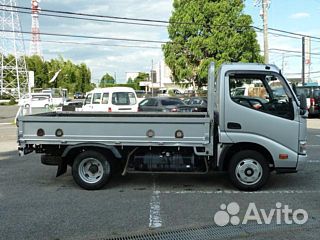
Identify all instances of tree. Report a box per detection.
[134,72,149,84]
[99,73,115,87]
[163,0,263,88]
[24,55,93,93]
[127,77,133,84]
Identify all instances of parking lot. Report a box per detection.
[0,106,320,240]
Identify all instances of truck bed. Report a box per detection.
[18,111,212,148]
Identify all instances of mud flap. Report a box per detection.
[56,159,68,177]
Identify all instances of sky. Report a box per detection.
[13,0,320,83]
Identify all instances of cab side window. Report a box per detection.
[102,93,109,104]
[229,73,294,120]
[92,93,102,104]
[84,93,92,105]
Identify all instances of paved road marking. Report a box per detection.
[307,160,320,163]
[160,190,320,195]
[149,181,162,228]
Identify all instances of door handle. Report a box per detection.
[227,122,242,129]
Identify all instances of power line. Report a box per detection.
[0,29,168,44]
[2,6,260,31]
[11,4,320,40]
[13,38,162,49]
[0,4,183,25]
[0,4,312,39]
[269,48,320,56]
[3,4,320,43]
[0,8,168,28]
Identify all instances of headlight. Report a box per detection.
[299,141,307,155]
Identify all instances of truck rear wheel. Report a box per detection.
[228,150,270,191]
[72,150,112,190]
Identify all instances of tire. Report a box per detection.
[25,104,30,108]
[44,104,49,108]
[72,150,113,190]
[228,150,270,191]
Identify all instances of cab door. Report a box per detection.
[224,71,300,166]
[82,93,93,111]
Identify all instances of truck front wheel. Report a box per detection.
[72,150,112,190]
[228,150,270,191]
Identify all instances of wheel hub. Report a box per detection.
[245,168,254,177]
[78,157,108,184]
[235,159,263,185]
[88,164,99,174]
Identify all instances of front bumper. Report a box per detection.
[296,154,308,171]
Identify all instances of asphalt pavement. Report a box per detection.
[0,108,320,240]
[0,105,18,123]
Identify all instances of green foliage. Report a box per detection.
[126,72,149,89]
[163,0,263,87]
[0,93,11,100]
[8,98,17,105]
[127,77,133,84]
[134,72,149,84]
[99,73,115,87]
[24,55,93,94]
[98,83,139,90]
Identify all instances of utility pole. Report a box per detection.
[302,37,305,85]
[151,59,154,97]
[281,53,285,73]
[262,0,269,64]
[159,61,162,88]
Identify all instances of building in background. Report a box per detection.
[125,72,140,82]
[151,60,173,88]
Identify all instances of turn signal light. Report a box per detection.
[279,154,288,160]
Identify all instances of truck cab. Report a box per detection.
[212,63,307,190]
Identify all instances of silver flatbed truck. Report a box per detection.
[17,63,308,191]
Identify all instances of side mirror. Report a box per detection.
[299,94,308,116]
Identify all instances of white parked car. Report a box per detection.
[19,93,53,108]
[82,87,138,112]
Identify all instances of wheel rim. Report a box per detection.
[235,159,263,186]
[78,157,109,184]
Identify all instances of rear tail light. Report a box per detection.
[138,107,141,112]
[108,107,112,112]
[311,98,315,106]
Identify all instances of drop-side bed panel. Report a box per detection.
[18,112,212,147]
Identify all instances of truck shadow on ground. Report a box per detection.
[2,152,315,192]
[53,167,312,192]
